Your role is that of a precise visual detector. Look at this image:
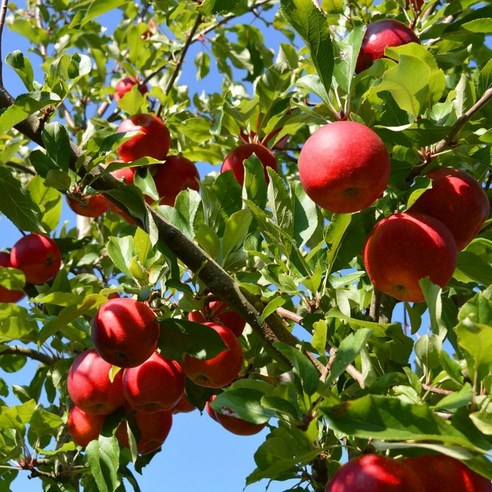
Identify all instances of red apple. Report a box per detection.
[67,405,105,448]
[91,297,160,368]
[122,351,185,412]
[172,393,196,414]
[325,454,425,492]
[363,212,457,303]
[116,409,173,455]
[408,168,490,250]
[114,76,148,102]
[404,454,492,492]
[150,155,200,206]
[67,349,126,415]
[10,233,62,285]
[298,121,391,214]
[206,395,266,436]
[187,299,246,337]
[67,193,109,218]
[180,322,244,388]
[356,20,420,73]
[117,114,171,163]
[0,252,25,304]
[221,143,278,186]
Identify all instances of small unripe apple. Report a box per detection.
[91,297,160,368]
[298,121,391,214]
[117,114,171,163]
[114,76,148,102]
[67,405,105,448]
[67,349,126,415]
[408,167,490,250]
[363,212,457,303]
[356,19,420,73]
[123,351,186,412]
[180,322,244,388]
[0,252,25,304]
[10,233,62,285]
[206,395,266,436]
[325,454,425,492]
[116,409,173,455]
[221,143,278,186]
[151,155,200,206]
[67,193,109,218]
[404,454,492,492]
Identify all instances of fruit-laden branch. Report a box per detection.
[0,345,56,365]
[0,84,307,372]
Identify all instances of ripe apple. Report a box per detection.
[10,233,62,285]
[408,167,490,250]
[221,143,278,186]
[180,322,244,388]
[91,297,160,368]
[404,454,492,492]
[67,405,105,448]
[206,395,266,436]
[298,121,391,214]
[0,252,25,304]
[150,155,200,206]
[325,454,425,492]
[67,349,126,415]
[114,76,148,102]
[67,193,109,218]
[122,351,185,412]
[116,409,173,455]
[172,393,196,414]
[117,114,171,163]
[356,19,420,73]
[187,298,246,337]
[363,212,457,303]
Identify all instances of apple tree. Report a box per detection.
[0,0,491,491]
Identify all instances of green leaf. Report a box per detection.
[158,318,227,360]
[419,277,446,337]
[26,175,62,231]
[292,181,321,248]
[0,167,44,233]
[106,236,134,278]
[41,122,72,172]
[0,92,60,134]
[370,43,445,118]
[415,334,442,370]
[280,0,334,96]
[312,320,328,356]
[199,0,248,15]
[434,383,473,411]
[6,51,34,91]
[324,213,352,276]
[86,435,121,492]
[259,296,287,324]
[470,411,492,435]
[222,209,252,262]
[456,319,492,379]
[324,328,372,387]
[158,189,201,240]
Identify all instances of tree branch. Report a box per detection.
[0,345,57,365]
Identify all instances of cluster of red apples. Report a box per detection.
[325,453,491,492]
[66,296,263,455]
[296,15,490,304]
[0,233,62,304]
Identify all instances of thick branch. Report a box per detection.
[0,345,57,365]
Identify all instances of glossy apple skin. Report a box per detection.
[363,212,457,303]
[187,299,246,337]
[206,395,265,436]
[117,114,171,163]
[298,121,391,214]
[356,20,420,73]
[408,168,490,251]
[114,76,148,102]
[67,405,105,448]
[67,349,126,415]
[67,193,109,218]
[91,297,160,368]
[10,233,62,285]
[151,155,200,206]
[123,351,185,412]
[325,454,425,492]
[404,455,492,492]
[221,143,278,186]
[180,322,244,388]
[0,252,25,303]
[116,409,173,455]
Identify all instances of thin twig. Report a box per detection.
[422,383,454,396]
[0,345,57,365]
[277,307,303,324]
[5,161,36,176]
[0,0,9,86]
